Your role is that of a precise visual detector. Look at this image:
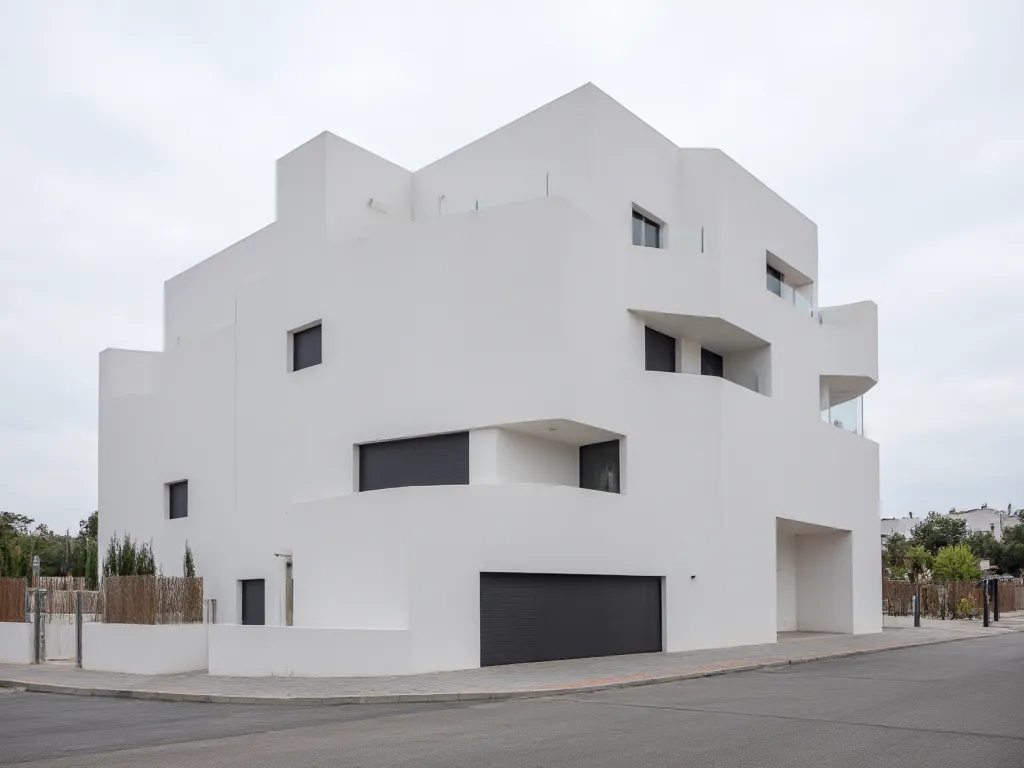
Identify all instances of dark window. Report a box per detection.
[645,327,676,372]
[168,481,188,520]
[766,264,783,296]
[241,579,265,625]
[579,440,620,493]
[632,209,660,248]
[701,348,724,378]
[292,323,322,371]
[359,432,469,492]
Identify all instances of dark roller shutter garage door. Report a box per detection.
[359,432,469,492]
[480,573,662,667]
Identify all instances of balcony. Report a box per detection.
[766,272,814,317]
[821,394,864,437]
[817,301,878,400]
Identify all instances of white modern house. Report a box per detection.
[99,84,881,677]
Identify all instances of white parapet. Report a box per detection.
[0,622,33,665]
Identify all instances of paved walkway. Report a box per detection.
[1,619,1020,705]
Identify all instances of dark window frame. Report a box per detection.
[168,480,188,520]
[579,439,621,494]
[645,326,676,372]
[632,209,661,248]
[701,348,724,378]
[291,322,323,372]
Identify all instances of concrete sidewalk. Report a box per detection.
[1,621,1020,705]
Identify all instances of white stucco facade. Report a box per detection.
[99,84,881,676]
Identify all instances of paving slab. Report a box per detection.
[0,620,1019,705]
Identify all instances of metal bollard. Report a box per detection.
[32,590,48,664]
[913,586,921,628]
[75,591,83,668]
[993,580,1000,622]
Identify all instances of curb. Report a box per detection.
[0,630,1018,705]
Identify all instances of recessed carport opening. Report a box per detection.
[480,573,663,666]
[631,310,771,396]
[776,518,853,636]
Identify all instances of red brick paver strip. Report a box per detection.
[0,622,1019,705]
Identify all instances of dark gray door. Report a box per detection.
[359,432,469,491]
[241,579,265,626]
[480,573,662,666]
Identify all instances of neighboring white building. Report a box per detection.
[950,507,1020,540]
[880,516,919,540]
[881,507,1020,543]
[99,84,881,677]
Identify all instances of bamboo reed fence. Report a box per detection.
[46,589,100,616]
[36,576,86,592]
[0,578,26,622]
[883,579,1024,619]
[101,575,203,624]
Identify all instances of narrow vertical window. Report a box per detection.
[292,323,322,372]
[168,480,188,519]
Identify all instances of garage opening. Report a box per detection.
[776,518,853,635]
[480,573,662,667]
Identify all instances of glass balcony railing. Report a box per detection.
[821,396,864,436]
[766,274,814,317]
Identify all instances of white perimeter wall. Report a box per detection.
[82,624,208,674]
[0,623,33,664]
[208,625,412,677]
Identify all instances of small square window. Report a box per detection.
[168,480,188,520]
[292,323,322,372]
[632,209,661,248]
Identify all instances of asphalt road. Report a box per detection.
[1,634,1022,767]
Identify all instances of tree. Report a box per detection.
[883,533,910,579]
[997,524,1024,577]
[84,537,98,589]
[0,512,35,538]
[907,545,932,583]
[183,541,195,578]
[102,533,156,577]
[930,544,982,583]
[966,531,1003,567]
[909,512,967,555]
[79,511,98,540]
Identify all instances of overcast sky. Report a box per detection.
[1,1,1022,532]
